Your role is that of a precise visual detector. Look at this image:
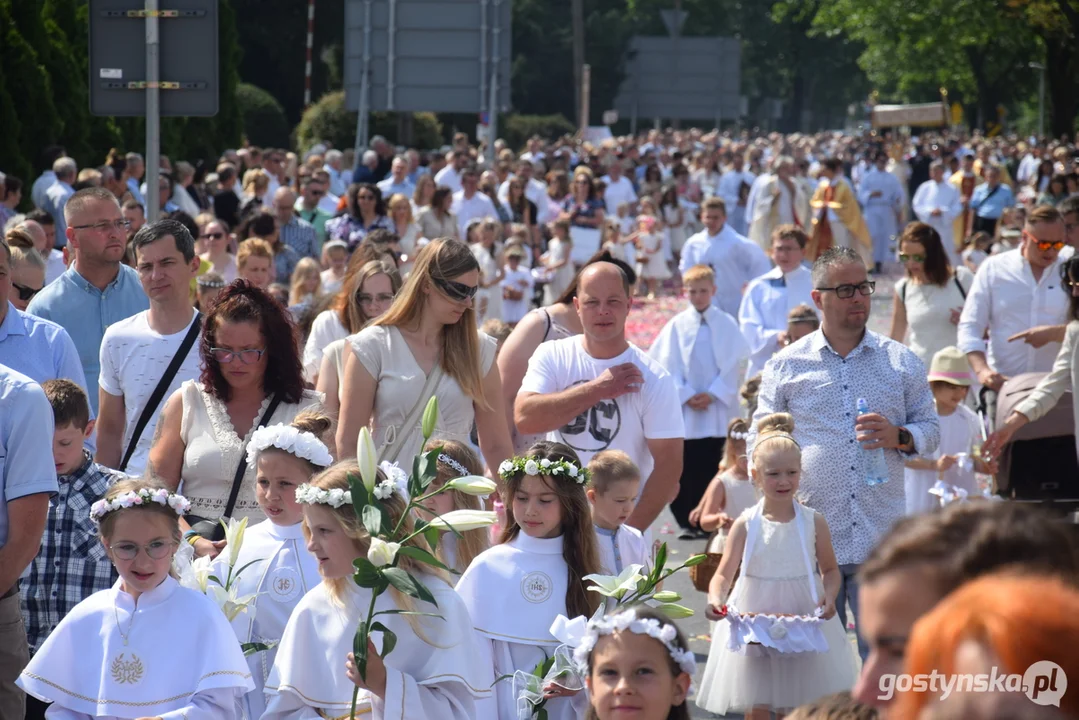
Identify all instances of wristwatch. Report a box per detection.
[897,427,914,451]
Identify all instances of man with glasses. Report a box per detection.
[26,188,149,414]
[958,205,1070,397]
[748,246,939,662]
[272,187,318,259]
[295,176,333,247]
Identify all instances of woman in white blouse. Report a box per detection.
[889,221,974,370]
[416,187,458,240]
[387,192,422,276]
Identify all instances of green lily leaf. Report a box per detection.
[353,557,382,589]
[347,471,370,526]
[383,567,437,605]
[370,621,397,658]
[362,504,382,536]
[397,545,452,572]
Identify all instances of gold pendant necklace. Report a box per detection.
[113,603,135,646]
[111,603,144,685]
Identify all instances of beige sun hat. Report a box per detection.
[927,346,973,386]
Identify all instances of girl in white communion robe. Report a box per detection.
[17,481,252,719]
[261,461,493,720]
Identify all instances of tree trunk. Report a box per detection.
[1046,37,1079,138]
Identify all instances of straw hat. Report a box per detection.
[927,346,973,386]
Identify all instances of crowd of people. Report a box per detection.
[1,125,1079,720]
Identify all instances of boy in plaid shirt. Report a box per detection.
[21,380,120,719]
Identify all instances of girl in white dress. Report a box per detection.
[262,461,493,720]
[578,606,695,720]
[222,413,331,719]
[543,219,575,306]
[456,441,603,720]
[416,439,491,575]
[699,413,856,718]
[635,214,671,299]
[18,480,253,719]
[692,418,759,545]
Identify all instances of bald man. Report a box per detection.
[272,187,318,258]
[515,262,685,531]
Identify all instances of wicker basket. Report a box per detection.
[689,551,722,592]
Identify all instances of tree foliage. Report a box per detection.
[295,92,444,152]
[238,83,291,148]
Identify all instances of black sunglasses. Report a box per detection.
[12,283,41,302]
[433,276,478,302]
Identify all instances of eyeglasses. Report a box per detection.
[432,276,478,301]
[210,347,267,364]
[816,281,876,299]
[12,283,41,301]
[70,219,132,233]
[357,292,395,307]
[309,189,325,197]
[200,231,225,240]
[357,194,376,201]
[898,253,925,262]
[109,540,176,561]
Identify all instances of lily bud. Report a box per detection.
[357,426,378,492]
[421,396,439,440]
[444,476,497,497]
[425,509,499,532]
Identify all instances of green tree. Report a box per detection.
[237,83,291,148]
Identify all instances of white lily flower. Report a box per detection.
[191,554,213,593]
[583,564,645,600]
[367,537,401,568]
[221,516,249,569]
[444,475,497,497]
[357,426,378,492]
[425,509,499,532]
[207,583,258,622]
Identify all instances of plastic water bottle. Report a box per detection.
[856,398,890,486]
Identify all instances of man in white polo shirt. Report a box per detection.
[515,262,685,531]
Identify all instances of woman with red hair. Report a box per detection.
[893,572,1079,718]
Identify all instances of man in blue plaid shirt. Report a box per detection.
[21,380,119,720]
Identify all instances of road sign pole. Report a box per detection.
[145,0,161,222]
[354,0,372,161]
[486,0,500,167]
[580,64,591,133]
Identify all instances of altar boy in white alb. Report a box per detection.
[913,160,964,266]
[649,264,749,536]
[738,225,816,378]
[18,481,253,719]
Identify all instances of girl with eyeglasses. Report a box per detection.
[198,218,237,282]
[148,281,323,559]
[335,238,515,475]
[889,221,974,372]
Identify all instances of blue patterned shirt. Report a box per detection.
[748,329,940,565]
[279,215,318,259]
[20,451,121,655]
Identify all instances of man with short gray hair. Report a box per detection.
[323,149,347,196]
[43,157,77,243]
[377,155,415,199]
[749,246,939,661]
[124,152,145,206]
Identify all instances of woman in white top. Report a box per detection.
[149,282,323,559]
[411,173,435,216]
[889,221,975,369]
[416,187,459,240]
[471,218,504,324]
[199,218,238,282]
[336,238,514,470]
[302,257,401,383]
[387,192,422,276]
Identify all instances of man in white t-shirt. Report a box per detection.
[95,219,203,475]
[434,151,469,192]
[601,159,638,221]
[451,168,498,238]
[516,262,685,531]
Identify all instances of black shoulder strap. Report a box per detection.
[954,273,967,300]
[222,394,284,520]
[119,313,202,472]
[541,307,553,342]
[899,279,907,305]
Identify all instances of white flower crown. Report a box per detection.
[729,430,749,441]
[247,424,334,468]
[498,456,589,484]
[295,462,410,508]
[572,609,696,688]
[90,488,191,524]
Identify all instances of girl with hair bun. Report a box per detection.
[698,413,856,718]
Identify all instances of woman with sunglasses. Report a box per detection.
[326,182,392,251]
[148,281,323,559]
[889,222,974,371]
[198,218,237,282]
[335,238,514,473]
[4,229,45,311]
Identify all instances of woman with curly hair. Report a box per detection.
[148,281,323,558]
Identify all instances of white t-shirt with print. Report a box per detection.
[98,310,202,475]
[519,335,685,487]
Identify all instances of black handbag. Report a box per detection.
[187,394,283,541]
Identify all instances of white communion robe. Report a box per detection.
[262,573,491,720]
[738,265,816,378]
[647,305,749,440]
[455,533,590,720]
[718,169,756,235]
[678,225,772,318]
[18,576,252,719]
[912,179,963,266]
[219,519,322,720]
[858,168,905,265]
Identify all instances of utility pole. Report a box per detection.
[1029,62,1045,139]
[571,0,585,125]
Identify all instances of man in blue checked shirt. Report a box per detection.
[969,164,1015,237]
[0,364,58,718]
[748,246,940,663]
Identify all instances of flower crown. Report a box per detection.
[572,609,696,688]
[729,430,749,441]
[295,462,410,508]
[90,488,191,524]
[498,456,589,484]
[247,424,334,468]
[438,453,470,478]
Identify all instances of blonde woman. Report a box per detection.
[471,218,504,324]
[335,238,513,473]
[240,168,271,214]
[387,193,422,275]
[198,219,237,282]
[411,173,436,214]
[288,257,322,307]
[236,238,275,291]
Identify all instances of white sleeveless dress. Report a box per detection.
[697,507,856,714]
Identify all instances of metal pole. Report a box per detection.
[580,64,591,133]
[486,0,500,167]
[304,0,316,107]
[145,0,160,222]
[480,0,488,122]
[1039,67,1045,139]
[354,0,372,160]
[387,0,397,110]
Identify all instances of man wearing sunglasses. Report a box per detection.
[958,205,1070,396]
[747,246,940,662]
